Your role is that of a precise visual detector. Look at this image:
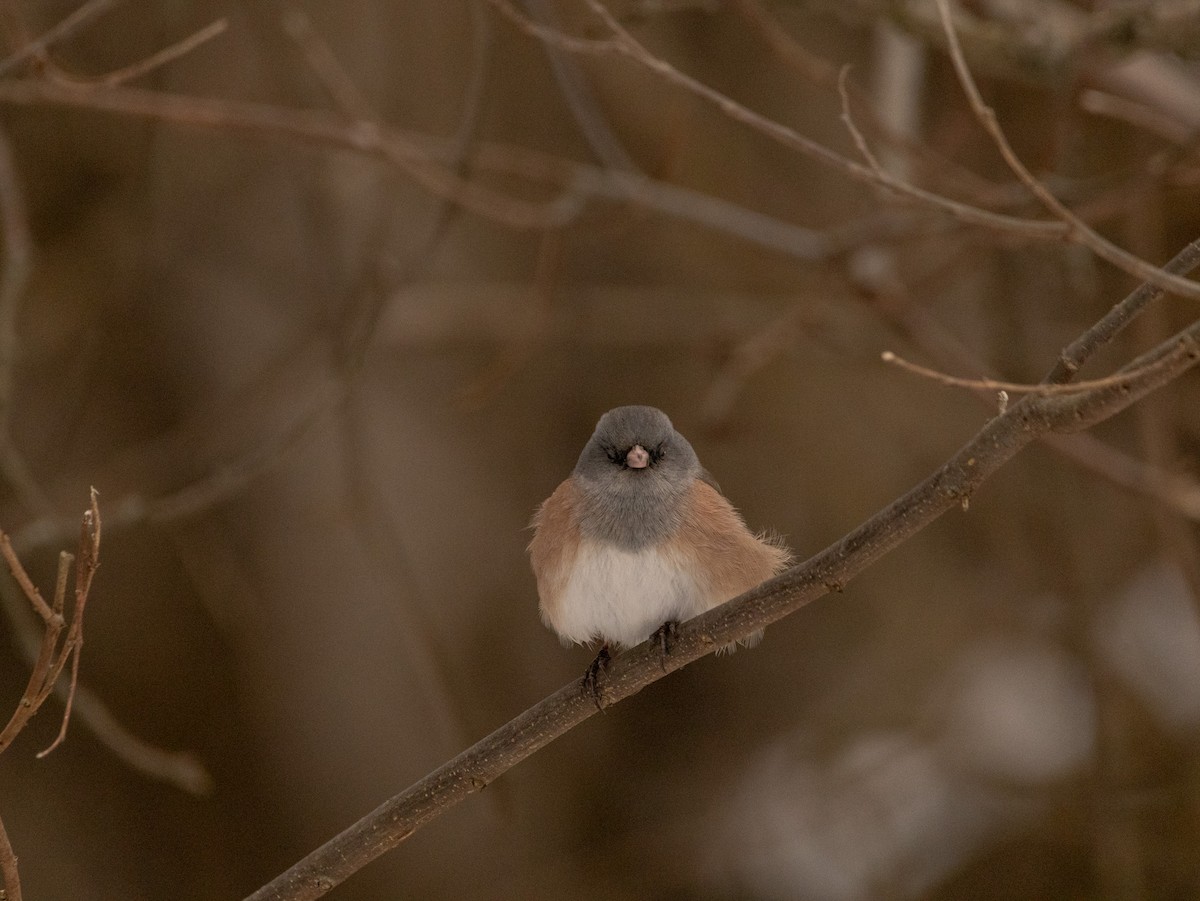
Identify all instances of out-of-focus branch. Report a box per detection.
[1,0,225,87]
[0,124,29,427]
[0,0,122,78]
[0,77,584,229]
[931,0,1200,307]
[0,76,943,262]
[0,124,51,516]
[276,3,499,762]
[798,0,1200,83]
[1080,89,1199,145]
[242,237,1200,901]
[488,0,1200,300]
[519,0,637,171]
[99,18,227,87]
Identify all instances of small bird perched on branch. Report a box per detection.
[529,405,790,696]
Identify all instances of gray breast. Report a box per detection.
[574,471,690,550]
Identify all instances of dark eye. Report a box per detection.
[606,447,623,464]
[651,444,666,463]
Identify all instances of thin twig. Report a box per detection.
[279,7,373,119]
[489,0,1063,240]
[100,18,228,86]
[1044,431,1200,521]
[700,302,822,427]
[0,78,582,230]
[519,0,637,170]
[0,597,60,753]
[38,639,81,757]
[243,239,1200,901]
[0,492,215,787]
[734,0,1021,205]
[880,346,1194,395]
[487,0,1200,301]
[729,0,839,84]
[838,66,887,175]
[70,677,213,792]
[932,0,1200,301]
[39,495,99,755]
[0,493,99,757]
[1079,89,1198,146]
[487,0,621,54]
[0,548,64,753]
[862,241,1200,521]
[0,0,121,78]
[13,360,342,559]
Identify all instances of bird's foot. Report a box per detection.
[650,620,679,671]
[582,645,611,711]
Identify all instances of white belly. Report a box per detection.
[548,541,711,649]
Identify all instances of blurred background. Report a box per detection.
[0,0,1198,898]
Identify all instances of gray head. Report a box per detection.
[573,406,702,548]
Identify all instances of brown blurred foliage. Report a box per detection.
[0,1,1198,899]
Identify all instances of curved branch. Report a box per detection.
[243,239,1200,901]
[932,0,1200,306]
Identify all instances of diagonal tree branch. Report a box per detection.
[0,806,21,901]
[243,239,1200,901]
[0,0,122,78]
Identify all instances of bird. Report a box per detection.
[528,405,790,696]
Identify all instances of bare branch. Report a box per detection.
[0,592,61,754]
[813,0,1200,85]
[932,0,1200,301]
[880,346,1194,395]
[485,0,1200,300]
[837,66,887,175]
[0,534,51,622]
[488,0,1064,239]
[242,238,1200,901]
[1080,89,1199,146]
[0,77,944,263]
[35,489,100,757]
[1044,431,1200,521]
[279,8,373,120]
[0,0,121,78]
[0,492,98,756]
[518,0,637,170]
[0,77,584,230]
[0,807,21,901]
[100,17,228,87]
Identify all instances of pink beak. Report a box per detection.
[626,444,650,469]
